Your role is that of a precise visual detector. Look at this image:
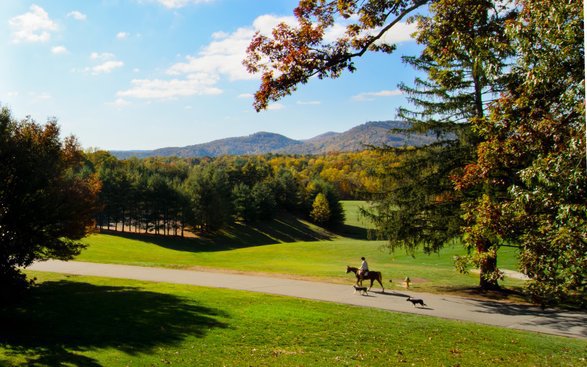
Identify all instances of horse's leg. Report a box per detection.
[368,278,374,291]
[378,278,384,293]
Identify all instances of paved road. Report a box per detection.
[28,260,587,340]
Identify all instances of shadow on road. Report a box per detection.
[471,300,587,338]
[376,290,411,298]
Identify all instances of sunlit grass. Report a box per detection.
[76,201,524,295]
[2,272,584,367]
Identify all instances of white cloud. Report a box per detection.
[167,14,296,83]
[211,31,229,39]
[166,27,256,81]
[117,73,222,100]
[116,32,130,40]
[155,0,215,9]
[91,52,115,61]
[323,22,348,43]
[166,14,415,84]
[121,14,293,102]
[51,45,68,55]
[108,98,132,108]
[9,5,58,43]
[91,60,124,74]
[266,103,284,111]
[352,89,403,101]
[84,52,124,74]
[237,93,254,99]
[116,14,412,103]
[67,11,87,21]
[321,13,416,44]
[374,21,418,45]
[252,14,297,35]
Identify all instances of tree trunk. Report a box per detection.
[478,243,500,290]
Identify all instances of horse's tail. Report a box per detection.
[377,272,383,283]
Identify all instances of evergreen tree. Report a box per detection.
[305,179,345,228]
[184,165,232,232]
[368,0,513,289]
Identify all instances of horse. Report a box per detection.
[346,266,385,292]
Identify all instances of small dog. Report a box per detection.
[353,285,368,295]
[406,296,427,307]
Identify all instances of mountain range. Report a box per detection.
[110,120,438,159]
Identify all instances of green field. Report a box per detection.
[76,201,524,294]
[3,201,584,366]
[2,272,584,367]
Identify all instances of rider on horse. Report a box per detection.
[359,257,369,280]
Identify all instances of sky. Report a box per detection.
[1,0,423,150]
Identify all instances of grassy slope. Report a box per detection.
[2,272,584,367]
[77,201,523,293]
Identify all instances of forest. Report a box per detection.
[84,149,399,236]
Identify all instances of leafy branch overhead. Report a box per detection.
[243,0,428,111]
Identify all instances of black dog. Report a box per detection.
[353,285,368,295]
[406,296,427,307]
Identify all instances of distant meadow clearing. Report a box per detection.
[76,201,525,295]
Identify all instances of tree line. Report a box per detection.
[85,151,395,235]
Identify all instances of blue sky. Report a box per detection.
[1,0,422,150]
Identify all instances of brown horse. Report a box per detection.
[346,266,384,292]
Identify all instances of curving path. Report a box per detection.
[28,260,586,340]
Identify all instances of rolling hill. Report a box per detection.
[111,120,439,159]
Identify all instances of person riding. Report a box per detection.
[359,256,369,280]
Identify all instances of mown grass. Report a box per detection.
[77,201,525,295]
[2,272,584,367]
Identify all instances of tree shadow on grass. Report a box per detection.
[0,280,229,366]
[436,285,526,302]
[332,224,370,240]
[100,213,333,253]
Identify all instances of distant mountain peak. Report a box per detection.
[110,120,438,159]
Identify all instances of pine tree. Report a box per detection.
[367,0,513,289]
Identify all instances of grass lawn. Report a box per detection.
[2,272,584,367]
[76,201,525,296]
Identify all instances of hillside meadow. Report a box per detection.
[76,201,524,296]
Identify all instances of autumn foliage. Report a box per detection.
[0,108,100,298]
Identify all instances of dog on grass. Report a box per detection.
[406,296,427,307]
[353,285,368,295]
